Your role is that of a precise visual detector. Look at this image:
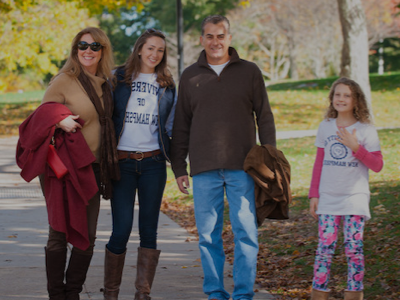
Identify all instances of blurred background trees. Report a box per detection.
[0,0,399,93]
[0,0,146,92]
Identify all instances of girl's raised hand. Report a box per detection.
[309,197,319,220]
[336,127,359,152]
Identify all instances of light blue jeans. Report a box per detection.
[193,169,258,300]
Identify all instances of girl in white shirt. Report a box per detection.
[308,78,383,300]
[103,29,177,300]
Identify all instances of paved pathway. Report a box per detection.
[0,136,276,299]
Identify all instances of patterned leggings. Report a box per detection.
[312,215,365,292]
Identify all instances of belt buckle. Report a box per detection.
[135,151,144,161]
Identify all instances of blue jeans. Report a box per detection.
[106,154,167,254]
[193,169,258,300]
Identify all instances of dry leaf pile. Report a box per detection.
[161,193,400,299]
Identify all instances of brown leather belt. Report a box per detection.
[117,150,162,161]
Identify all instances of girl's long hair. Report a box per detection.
[120,28,174,88]
[55,27,114,81]
[325,77,371,124]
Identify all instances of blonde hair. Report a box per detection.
[119,28,174,88]
[55,27,114,80]
[325,77,371,124]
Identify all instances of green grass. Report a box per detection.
[1,74,399,132]
[255,128,400,299]
[162,128,400,299]
[269,90,400,131]
[267,74,400,132]
[163,129,400,299]
[267,72,400,91]
[0,90,45,104]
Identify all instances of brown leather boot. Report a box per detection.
[344,290,363,300]
[134,247,161,300]
[311,289,329,300]
[65,248,93,300]
[103,246,126,300]
[45,247,67,300]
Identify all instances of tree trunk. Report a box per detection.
[287,34,299,80]
[337,0,372,108]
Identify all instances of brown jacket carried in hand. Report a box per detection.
[244,144,291,226]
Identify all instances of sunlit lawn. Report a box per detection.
[0,90,44,103]
[258,128,400,299]
[1,90,399,137]
[163,128,400,299]
[269,90,400,131]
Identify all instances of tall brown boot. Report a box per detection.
[134,247,161,300]
[103,246,126,300]
[311,289,329,300]
[45,247,67,300]
[344,290,363,300]
[65,248,93,300]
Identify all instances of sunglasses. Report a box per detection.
[77,41,103,52]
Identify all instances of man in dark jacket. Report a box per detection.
[171,15,276,300]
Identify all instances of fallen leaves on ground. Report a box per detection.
[161,193,400,299]
[0,102,39,136]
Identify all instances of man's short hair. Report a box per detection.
[201,15,230,35]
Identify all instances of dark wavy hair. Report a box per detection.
[325,77,371,124]
[119,28,174,88]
